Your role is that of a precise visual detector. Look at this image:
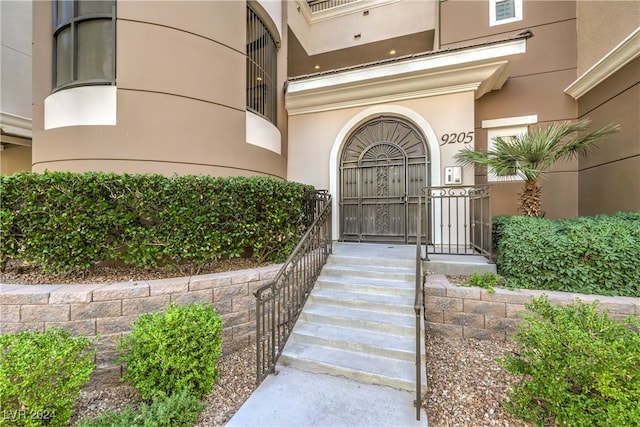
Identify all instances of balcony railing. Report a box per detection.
[306,0,360,13]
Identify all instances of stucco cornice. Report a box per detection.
[565,27,640,100]
[286,38,527,115]
[0,112,32,139]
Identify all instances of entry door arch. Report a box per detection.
[340,116,429,243]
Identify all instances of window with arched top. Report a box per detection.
[246,6,277,125]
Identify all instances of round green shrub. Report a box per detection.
[500,296,640,426]
[117,303,223,400]
[0,327,96,427]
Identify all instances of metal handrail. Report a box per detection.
[254,191,332,383]
[414,195,424,421]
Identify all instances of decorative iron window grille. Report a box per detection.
[53,0,116,90]
[246,6,277,125]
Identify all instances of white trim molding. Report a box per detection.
[286,38,527,115]
[482,114,537,183]
[482,114,537,129]
[246,111,282,154]
[0,112,32,139]
[45,86,117,129]
[565,27,640,100]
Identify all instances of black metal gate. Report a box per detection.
[340,116,428,243]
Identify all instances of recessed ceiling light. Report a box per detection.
[314,65,320,70]
[389,49,396,55]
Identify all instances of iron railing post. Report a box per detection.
[414,195,423,421]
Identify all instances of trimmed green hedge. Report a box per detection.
[496,213,640,297]
[1,172,314,273]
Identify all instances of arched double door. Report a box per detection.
[340,116,429,243]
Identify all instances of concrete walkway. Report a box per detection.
[226,365,426,426]
[227,243,427,426]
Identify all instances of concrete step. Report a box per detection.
[308,287,413,315]
[423,254,496,275]
[278,245,426,395]
[320,264,415,281]
[288,321,419,362]
[315,277,415,297]
[316,275,416,294]
[299,303,415,336]
[327,254,416,270]
[280,342,423,393]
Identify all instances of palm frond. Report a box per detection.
[455,118,620,182]
[552,121,620,163]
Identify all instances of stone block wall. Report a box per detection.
[425,274,639,340]
[0,265,280,389]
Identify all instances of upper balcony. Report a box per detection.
[288,0,437,77]
[306,0,361,13]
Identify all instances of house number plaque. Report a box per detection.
[440,131,474,146]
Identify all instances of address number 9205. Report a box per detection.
[440,131,474,146]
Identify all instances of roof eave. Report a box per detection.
[286,36,528,115]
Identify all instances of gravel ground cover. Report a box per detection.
[69,333,529,426]
[1,258,271,285]
[5,264,530,426]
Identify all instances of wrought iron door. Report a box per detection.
[340,117,428,243]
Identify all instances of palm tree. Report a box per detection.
[455,119,620,217]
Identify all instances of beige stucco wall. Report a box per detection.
[577,59,640,215]
[440,0,582,219]
[573,1,640,216]
[576,1,640,76]
[0,146,32,175]
[31,0,287,178]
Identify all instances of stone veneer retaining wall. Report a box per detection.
[425,274,640,340]
[0,264,281,389]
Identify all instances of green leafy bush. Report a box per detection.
[500,296,640,426]
[462,272,502,293]
[1,172,314,273]
[491,215,513,254]
[117,303,223,400]
[76,391,204,427]
[0,328,96,427]
[497,213,640,296]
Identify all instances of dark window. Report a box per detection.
[53,0,115,90]
[495,0,516,21]
[246,6,277,125]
